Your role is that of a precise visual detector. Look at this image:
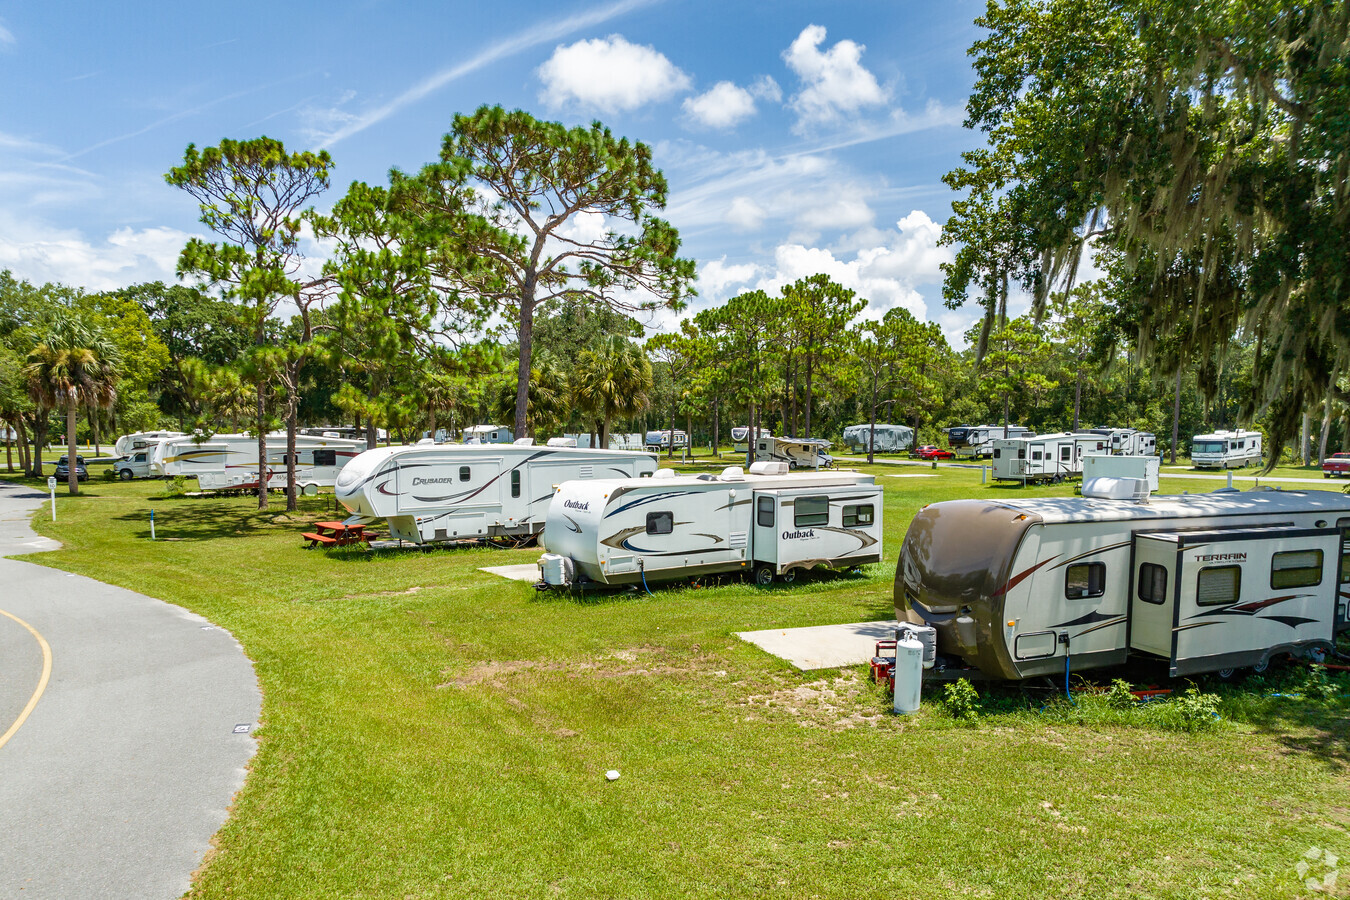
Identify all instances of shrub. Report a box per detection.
[1299,665,1339,701]
[1158,687,1221,732]
[942,678,980,722]
[1105,678,1136,710]
[163,475,188,497]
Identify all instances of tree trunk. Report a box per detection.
[867,369,878,465]
[256,380,268,510]
[4,423,11,473]
[745,401,756,468]
[16,418,31,475]
[667,394,676,459]
[804,356,814,439]
[1318,400,1332,464]
[1170,369,1181,465]
[1301,412,1311,467]
[1002,395,1010,438]
[711,396,719,459]
[32,417,44,477]
[286,368,299,513]
[66,398,79,495]
[685,409,692,462]
[1073,367,1083,431]
[514,291,535,440]
[601,412,611,449]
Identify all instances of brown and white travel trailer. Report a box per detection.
[896,484,1350,679]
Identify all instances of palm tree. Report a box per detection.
[574,336,653,447]
[24,312,120,494]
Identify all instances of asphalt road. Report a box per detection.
[0,481,261,899]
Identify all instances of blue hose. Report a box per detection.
[639,562,654,596]
[1064,653,1075,704]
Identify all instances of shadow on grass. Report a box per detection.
[530,564,885,606]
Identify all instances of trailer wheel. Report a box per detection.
[118,469,133,481]
[1216,667,1238,681]
[780,568,797,584]
[1252,657,1270,674]
[753,565,775,587]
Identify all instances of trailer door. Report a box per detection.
[1129,533,1179,659]
[751,490,779,567]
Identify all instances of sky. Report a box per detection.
[0,0,994,343]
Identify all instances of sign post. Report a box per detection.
[46,475,56,521]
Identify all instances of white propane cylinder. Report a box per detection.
[892,635,924,715]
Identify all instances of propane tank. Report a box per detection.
[892,633,924,715]
[956,614,978,652]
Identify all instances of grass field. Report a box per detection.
[6,457,1350,899]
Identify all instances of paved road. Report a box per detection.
[0,482,261,899]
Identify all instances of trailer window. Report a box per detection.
[1137,563,1168,604]
[1031,450,1043,461]
[1065,562,1105,599]
[1271,550,1323,589]
[459,466,470,481]
[1017,448,1026,460]
[1060,446,1071,461]
[646,511,673,535]
[795,496,829,527]
[1197,566,1241,606]
[313,449,336,467]
[843,504,874,527]
[757,497,774,527]
[993,448,1001,459]
[511,470,521,498]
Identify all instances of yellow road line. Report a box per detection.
[0,608,52,751]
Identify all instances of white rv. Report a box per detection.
[896,484,1350,680]
[731,426,771,454]
[1192,430,1263,469]
[538,463,883,589]
[114,431,185,457]
[113,437,176,480]
[948,424,1034,458]
[152,433,366,492]
[756,435,833,469]
[842,424,915,453]
[1084,428,1157,456]
[562,433,646,451]
[645,430,688,452]
[335,444,657,544]
[990,432,1099,483]
[462,424,513,444]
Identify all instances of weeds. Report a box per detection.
[941,678,980,722]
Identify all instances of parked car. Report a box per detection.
[1323,453,1350,478]
[55,455,88,482]
[912,446,955,460]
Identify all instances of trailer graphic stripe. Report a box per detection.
[1192,594,1307,618]
[1074,615,1128,637]
[604,490,695,518]
[1048,541,1132,570]
[992,557,1060,597]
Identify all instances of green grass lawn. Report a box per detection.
[8,463,1350,899]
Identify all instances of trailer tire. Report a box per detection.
[1252,656,1271,674]
[754,565,775,587]
[118,469,133,481]
[1216,667,1238,681]
[780,568,797,584]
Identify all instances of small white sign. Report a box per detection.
[47,476,56,489]
[233,724,251,734]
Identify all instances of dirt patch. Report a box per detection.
[740,672,892,730]
[436,646,715,689]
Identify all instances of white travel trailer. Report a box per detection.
[538,463,883,589]
[1084,428,1157,456]
[114,431,185,457]
[843,424,915,453]
[335,444,658,544]
[990,433,1099,483]
[731,426,771,454]
[645,430,688,452]
[462,424,513,444]
[756,435,833,469]
[153,433,366,492]
[948,424,1034,458]
[1192,430,1263,469]
[896,483,1350,680]
[562,433,647,451]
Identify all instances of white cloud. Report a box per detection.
[0,217,200,291]
[749,75,782,103]
[697,256,758,299]
[724,196,767,231]
[783,24,887,130]
[555,210,608,244]
[0,20,14,46]
[682,82,756,129]
[538,35,690,112]
[794,193,874,232]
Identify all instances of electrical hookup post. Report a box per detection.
[46,476,55,521]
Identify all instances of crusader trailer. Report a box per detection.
[334,444,658,544]
[152,433,366,492]
[537,463,883,589]
[843,424,914,453]
[1192,430,1263,469]
[896,483,1350,680]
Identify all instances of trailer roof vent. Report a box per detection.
[513,437,535,446]
[720,466,745,481]
[1082,476,1150,502]
[652,468,676,479]
[748,461,788,476]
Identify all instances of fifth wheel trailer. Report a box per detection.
[990,433,1100,483]
[114,430,185,457]
[537,463,882,589]
[152,433,366,492]
[842,424,914,453]
[896,484,1350,680]
[335,444,657,544]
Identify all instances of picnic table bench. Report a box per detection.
[302,521,375,549]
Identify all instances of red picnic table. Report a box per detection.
[301,521,374,549]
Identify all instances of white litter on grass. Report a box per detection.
[605,770,621,781]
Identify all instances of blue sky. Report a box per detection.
[0,0,990,341]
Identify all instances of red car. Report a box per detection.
[912,445,955,460]
[1323,452,1350,478]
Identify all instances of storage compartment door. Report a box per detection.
[1129,536,1177,658]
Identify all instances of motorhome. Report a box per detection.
[114,431,185,457]
[113,438,176,480]
[842,424,914,453]
[152,433,366,492]
[948,424,1033,458]
[645,430,688,452]
[537,463,883,589]
[1084,428,1157,456]
[756,435,833,469]
[731,426,771,454]
[463,425,513,444]
[335,443,658,544]
[896,483,1350,680]
[990,433,1100,483]
[1192,430,1263,469]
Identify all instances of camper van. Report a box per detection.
[731,426,771,454]
[538,463,883,589]
[990,433,1100,483]
[756,436,833,469]
[1192,430,1263,469]
[335,444,658,544]
[114,431,185,457]
[153,433,366,492]
[842,424,914,453]
[896,484,1350,680]
[645,430,688,452]
[948,424,1033,458]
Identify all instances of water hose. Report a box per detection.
[639,559,654,596]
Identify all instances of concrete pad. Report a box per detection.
[480,563,540,582]
[737,620,899,670]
